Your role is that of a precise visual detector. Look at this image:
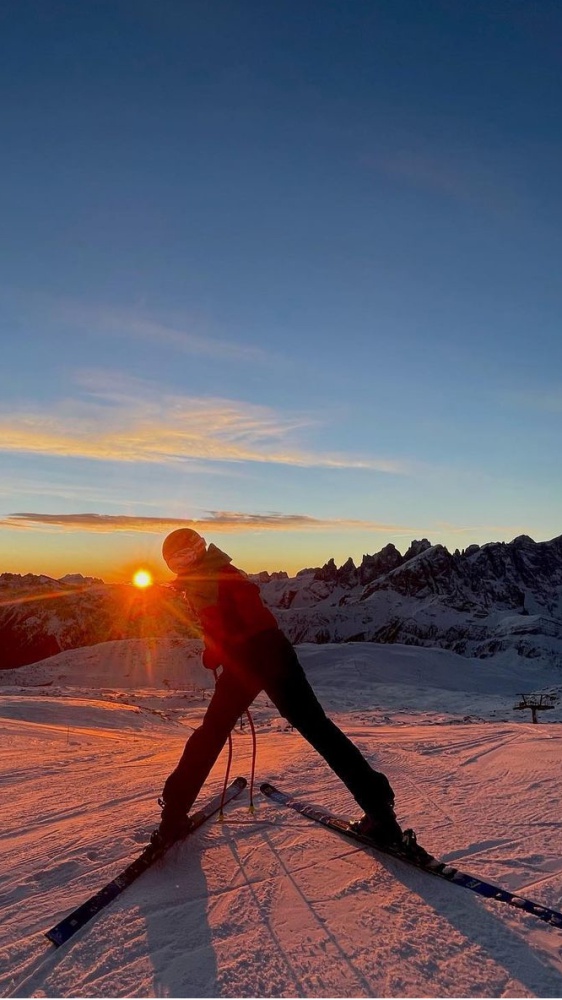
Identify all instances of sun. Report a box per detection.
[132,569,153,589]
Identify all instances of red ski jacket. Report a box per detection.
[173,544,278,668]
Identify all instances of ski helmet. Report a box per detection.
[162,528,206,570]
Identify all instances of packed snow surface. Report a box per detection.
[1,637,562,998]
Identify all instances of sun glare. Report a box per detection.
[132,569,153,589]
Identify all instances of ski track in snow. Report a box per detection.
[1,638,562,998]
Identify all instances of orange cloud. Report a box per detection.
[0,372,408,474]
[0,511,411,534]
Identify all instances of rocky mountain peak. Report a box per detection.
[403,538,432,561]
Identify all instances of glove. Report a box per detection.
[202,647,221,672]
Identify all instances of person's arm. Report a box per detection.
[169,576,218,666]
[219,568,277,641]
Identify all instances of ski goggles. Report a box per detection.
[165,540,206,572]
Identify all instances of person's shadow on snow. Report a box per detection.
[142,833,219,999]
[380,852,562,997]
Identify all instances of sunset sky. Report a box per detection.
[1,1,561,582]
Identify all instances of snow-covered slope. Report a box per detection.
[0,637,211,691]
[1,639,562,997]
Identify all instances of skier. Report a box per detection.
[155,528,403,846]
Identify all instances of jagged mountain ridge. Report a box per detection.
[254,534,562,666]
[1,534,561,671]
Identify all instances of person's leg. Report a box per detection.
[259,634,397,822]
[161,668,261,818]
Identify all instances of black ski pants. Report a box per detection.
[162,628,394,816]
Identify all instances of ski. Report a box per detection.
[261,782,562,930]
[46,776,247,947]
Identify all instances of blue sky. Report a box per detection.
[1,0,561,580]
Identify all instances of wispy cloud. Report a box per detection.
[0,371,408,474]
[0,511,411,534]
[368,145,515,214]
[504,387,562,414]
[431,520,528,538]
[55,299,273,364]
[374,151,475,201]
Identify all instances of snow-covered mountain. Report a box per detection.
[2,533,561,672]
[0,575,196,670]
[256,534,562,667]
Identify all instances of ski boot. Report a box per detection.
[150,798,193,848]
[398,827,435,864]
[352,802,403,847]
